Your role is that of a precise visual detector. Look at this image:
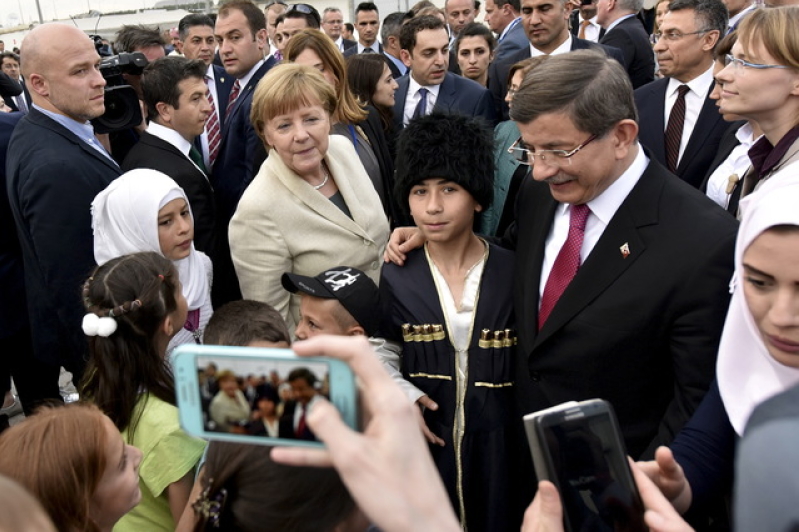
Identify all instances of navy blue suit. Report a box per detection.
[343,42,383,58]
[635,78,728,188]
[599,15,655,89]
[488,36,625,120]
[6,108,121,377]
[211,64,235,128]
[392,72,497,131]
[210,57,276,306]
[493,20,529,63]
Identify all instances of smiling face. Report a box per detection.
[157,198,194,261]
[181,24,216,66]
[215,8,267,78]
[372,64,398,107]
[520,0,571,54]
[517,111,631,205]
[402,28,450,86]
[715,39,799,127]
[457,35,493,84]
[743,228,799,369]
[293,48,339,88]
[89,416,142,531]
[409,178,481,243]
[262,103,330,181]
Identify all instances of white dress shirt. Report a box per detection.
[705,122,761,209]
[403,76,442,126]
[577,15,601,43]
[198,63,222,168]
[539,146,648,301]
[146,121,206,176]
[664,64,715,165]
[530,33,572,57]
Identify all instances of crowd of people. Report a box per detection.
[1,0,799,530]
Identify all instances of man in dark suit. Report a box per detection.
[1,52,28,113]
[487,0,625,120]
[484,0,528,62]
[122,57,217,255]
[393,16,496,131]
[322,7,357,52]
[178,14,235,171]
[504,50,736,461]
[634,0,728,188]
[569,0,605,42]
[381,12,408,78]
[596,0,654,88]
[6,24,121,383]
[212,0,278,306]
[344,2,383,58]
[278,368,320,441]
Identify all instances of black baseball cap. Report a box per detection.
[281,266,380,337]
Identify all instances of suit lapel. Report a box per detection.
[394,76,410,130]
[676,84,724,176]
[639,81,667,163]
[432,73,456,113]
[532,162,662,348]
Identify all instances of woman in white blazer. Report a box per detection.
[230,64,390,332]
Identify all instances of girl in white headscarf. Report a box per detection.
[634,176,799,522]
[91,169,213,353]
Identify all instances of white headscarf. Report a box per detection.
[91,169,210,311]
[717,172,799,435]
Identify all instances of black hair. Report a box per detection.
[356,1,379,14]
[399,14,446,52]
[178,13,215,40]
[285,3,322,28]
[287,367,318,387]
[204,300,291,347]
[455,21,496,53]
[346,53,395,133]
[194,441,356,531]
[219,0,268,34]
[141,56,208,122]
[114,24,165,53]
[395,113,494,214]
[79,252,178,441]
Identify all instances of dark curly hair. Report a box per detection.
[394,113,494,215]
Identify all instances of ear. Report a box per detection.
[400,49,413,68]
[161,314,176,338]
[701,29,720,52]
[155,101,173,124]
[475,202,483,213]
[255,28,268,51]
[27,72,49,98]
[346,325,367,337]
[611,118,639,160]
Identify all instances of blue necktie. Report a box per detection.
[412,88,429,119]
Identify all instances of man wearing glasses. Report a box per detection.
[634,0,729,188]
[322,7,357,52]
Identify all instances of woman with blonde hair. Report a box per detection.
[0,403,143,532]
[285,29,400,224]
[230,64,389,331]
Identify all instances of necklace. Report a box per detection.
[314,165,330,190]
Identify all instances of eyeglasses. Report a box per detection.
[652,29,710,42]
[723,54,791,72]
[507,135,598,167]
[506,86,519,98]
[264,0,288,7]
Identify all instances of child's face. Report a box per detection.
[158,198,194,261]
[295,295,350,340]
[409,178,481,244]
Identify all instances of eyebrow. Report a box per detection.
[742,263,774,279]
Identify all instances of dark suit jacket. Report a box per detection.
[2,77,29,112]
[599,15,655,89]
[211,64,235,128]
[698,120,746,194]
[0,112,25,338]
[635,78,728,188]
[342,38,357,51]
[0,71,22,102]
[488,36,625,120]
[211,57,276,306]
[392,71,497,132]
[343,42,383,58]
[122,131,217,254]
[6,109,121,375]
[494,19,530,63]
[278,400,317,441]
[569,11,606,40]
[502,154,737,459]
[359,105,403,225]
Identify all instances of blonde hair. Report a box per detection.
[284,29,368,124]
[250,63,337,148]
[737,6,799,70]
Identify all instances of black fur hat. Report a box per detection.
[394,113,494,215]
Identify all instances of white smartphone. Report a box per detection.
[523,399,647,532]
[172,344,358,448]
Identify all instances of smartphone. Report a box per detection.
[523,399,647,532]
[172,344,358,448]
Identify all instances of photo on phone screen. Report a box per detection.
[173,345,358,448]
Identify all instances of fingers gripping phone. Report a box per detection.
[173,344,359,448]
[524,399,647,532]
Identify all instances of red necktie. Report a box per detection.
[204,76,221,167]
[538,204,590,330]
[296,405,307,438]
[665,84,690,173]
[226,79,241,117]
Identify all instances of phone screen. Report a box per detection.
[538,411,646,532]
[196,354,331,443]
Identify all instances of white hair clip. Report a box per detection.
[82,313,118,337]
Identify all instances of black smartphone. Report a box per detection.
[524,399,647,532]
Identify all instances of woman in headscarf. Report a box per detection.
[91,168,213,352]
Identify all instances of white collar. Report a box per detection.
[667,62,715,95]
[584,143,648,226]
[530,33,572,57]
[604,13,636,33]
[146,121,193,155]
[408,73,442,98]
[237,58,266,89]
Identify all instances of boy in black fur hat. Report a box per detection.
[380,113,525,532]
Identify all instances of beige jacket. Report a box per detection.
[230,136,390,331]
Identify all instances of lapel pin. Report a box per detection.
[620,242,630,259]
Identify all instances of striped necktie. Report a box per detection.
[204,76,221,166]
